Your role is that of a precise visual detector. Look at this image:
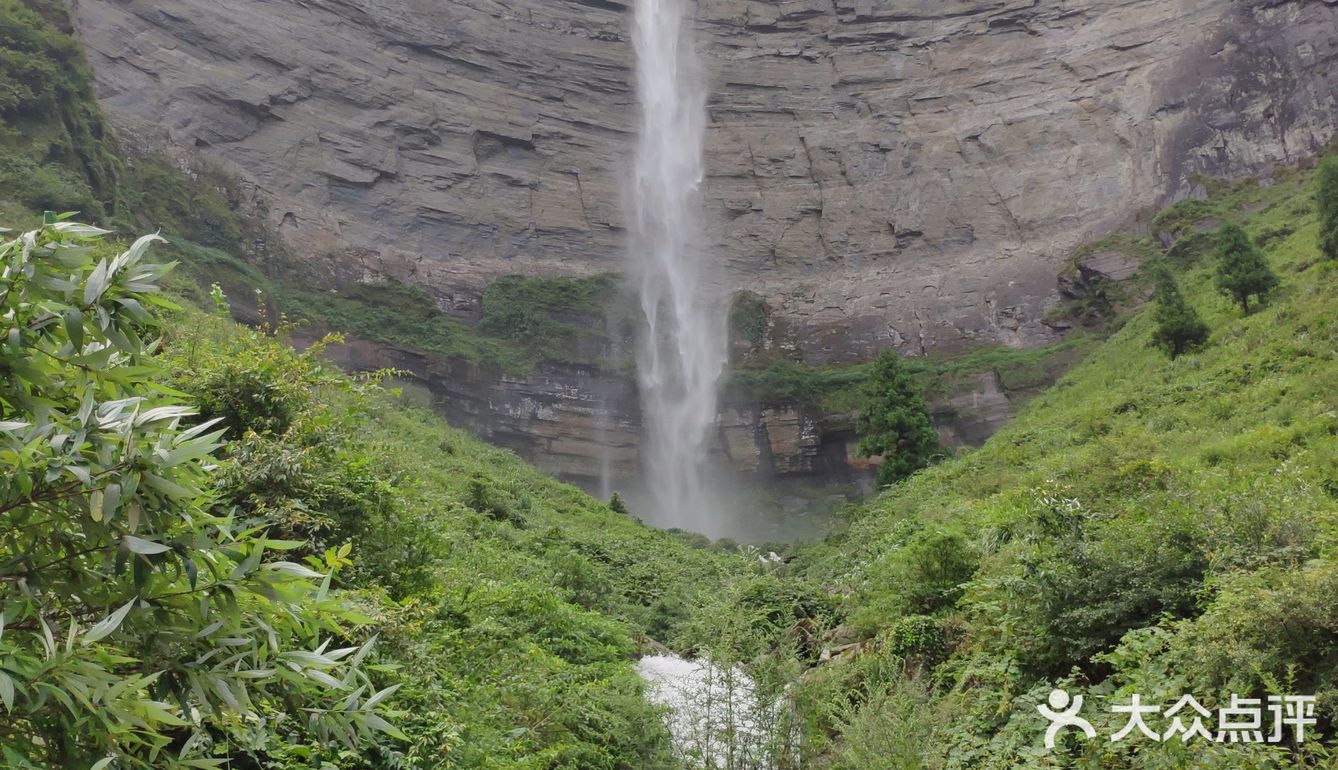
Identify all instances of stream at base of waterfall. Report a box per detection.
[636,654,793,769]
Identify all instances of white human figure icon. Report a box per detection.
[1038,689,1096,749]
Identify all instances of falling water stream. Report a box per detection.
[629,1,786,764]
[629,0,728,536]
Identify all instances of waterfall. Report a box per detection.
[630,0,727,535]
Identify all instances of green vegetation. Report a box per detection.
[0,0,117,219]
[480,272,618,333]
[265,271,636,375]
[0,220,396,768]
[274,279,528,371]
[856,350,941,487]
[686,157,1338,768]
[725,334,1097,418]
[726,359,873,413]
[2,218,754,768]
[1148,265,1209,358]
[478,272,630,364]
[1215,222,1278,314]
[1317,156,1338,261]
[117,156,247,252]
[727,290,770,349]
[165,309,750,768]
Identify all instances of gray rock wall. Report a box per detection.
[71,0,1338,361]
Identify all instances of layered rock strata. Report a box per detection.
[72,0,1338,357]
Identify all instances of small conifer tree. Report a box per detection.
[856,349,940,487]
[1214,223,1278,314]
[1149,265,1209,358]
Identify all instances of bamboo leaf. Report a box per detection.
[63,308,83,350]
[83,599,136,645]
[263,561,325,579]
[53,221,111,238]
[363,683,401,710]
[363,713,408,741]
[123,535,171,555]
[0,671,14,711]
[83,259,109,305]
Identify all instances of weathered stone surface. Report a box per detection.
[714,402,846,477]
[290,319,1030,491]
[1077,251,1142,284]
[70,0,1338,360]
[932,371,1015,448]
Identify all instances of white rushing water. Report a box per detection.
[629,0,728,535]
[636,655,784,769]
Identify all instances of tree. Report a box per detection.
[1214,222,1277,314]
[1149,265,1209,358]
[0,219,400,768]
[856,349,940,487]
[1318,155,1338,261]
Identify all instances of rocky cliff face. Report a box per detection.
[67,0,1338,495]
[287,320,1039,498]
[290,326,864,488]
[71,0,1338,359]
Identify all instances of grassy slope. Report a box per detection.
[338,392,741,767]
[161,306,750,769]
[724,334,1098,416]
[784,163,1338,767]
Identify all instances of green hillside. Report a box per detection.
[6,1,1338,767]
[751,162,1338,768]
[173,313,757,768]
[2,219,757,768]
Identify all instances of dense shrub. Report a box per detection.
[0,150,98,213]
[167,321,442,599]
[853,525,976,630]
[0,221,396,767]
[478,272,621,360]
[185,357,312,438]
[156,281,734,768]
[0,0,117,215]
[119,156,246,250]
[886,614,949,667]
